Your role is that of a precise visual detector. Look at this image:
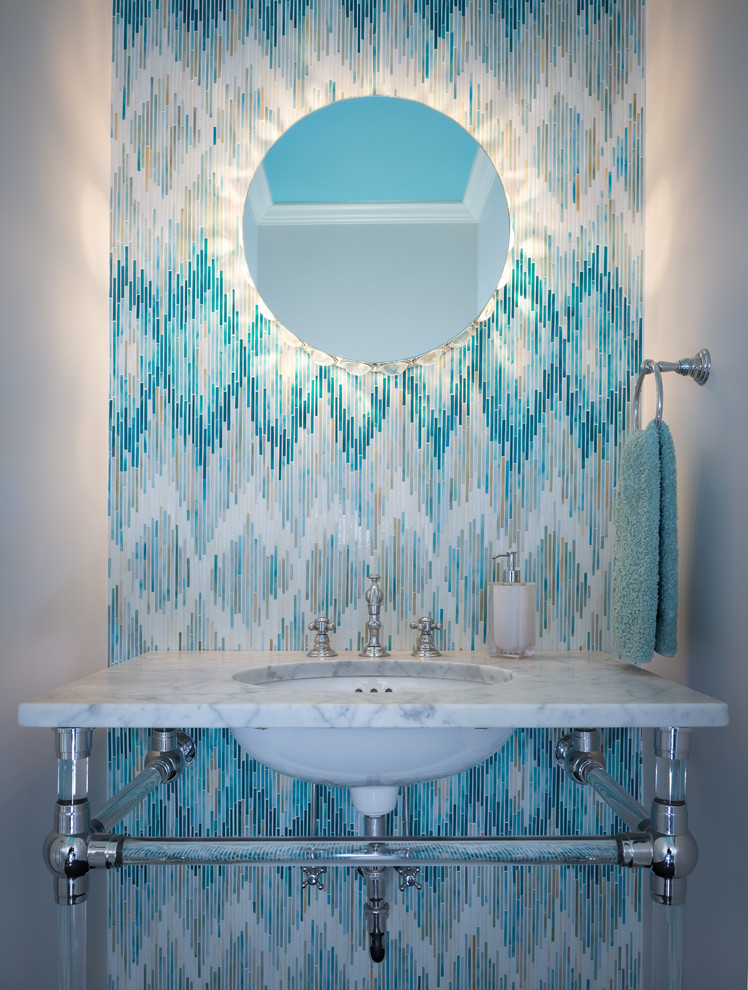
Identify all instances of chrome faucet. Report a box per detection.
[359,575,390,657]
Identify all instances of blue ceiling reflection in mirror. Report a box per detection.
[242,97,511,366]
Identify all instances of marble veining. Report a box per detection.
[19,651,728,730]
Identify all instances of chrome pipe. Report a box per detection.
[557,730,649,830]
[100,835,626,869]
[90,765,164,833]
[586,766,650,831]
[90,729,195,832]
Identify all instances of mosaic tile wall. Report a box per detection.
[109,0,645,985]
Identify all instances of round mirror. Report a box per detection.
[243,97,511,364]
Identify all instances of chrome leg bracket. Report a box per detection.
[46,728,196,894]
[555,727,698,907]
[555,728,606,783]
[45,728,94,907]
[649,727,697,907]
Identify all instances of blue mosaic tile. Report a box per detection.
[108,0,645,984]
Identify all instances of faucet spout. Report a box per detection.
[359,575,390,657]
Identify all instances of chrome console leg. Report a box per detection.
[650,727,695,906]
[649,727,695,990]
[46,727,197,988]
[557,725,698,990]
[47,727,92,990]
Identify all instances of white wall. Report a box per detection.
[646,0,748,984]
[0,1,110,985]
[258,219,478,362]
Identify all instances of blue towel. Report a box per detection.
[612,421,661,662]
[611,419,679,662]
[655,422,678,656]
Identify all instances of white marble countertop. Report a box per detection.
[18,650,728,730]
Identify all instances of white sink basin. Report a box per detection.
[233,657,511,695]
[231,658,515,814]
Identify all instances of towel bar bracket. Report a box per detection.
[656,348,710,386]
[633,348,711,428]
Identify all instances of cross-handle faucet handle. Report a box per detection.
[409,616,442,658]
[396,865,423,891]
[307,616,337,657]
[308,616,336,634]
[301,864,327,890]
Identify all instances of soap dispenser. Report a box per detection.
[487,551,536,657]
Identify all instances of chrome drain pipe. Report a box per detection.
[361,815,389,963]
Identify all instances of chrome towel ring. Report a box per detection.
[632,348,711,429]
[633,360,663,428]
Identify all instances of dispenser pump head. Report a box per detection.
[493,551,521,582]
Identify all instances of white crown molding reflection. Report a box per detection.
[257,199,475,226]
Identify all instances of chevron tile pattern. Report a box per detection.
[109,1,645,985]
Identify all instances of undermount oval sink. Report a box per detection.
[232,657,512,694]
[230,658,515,814]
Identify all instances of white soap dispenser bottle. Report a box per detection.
[487,551,536,657]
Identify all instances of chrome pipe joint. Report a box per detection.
[617,833,654,869]
[648,801,698,906]
[555,729,606,783]
[45,832,91,906]
[87,834,125,870]
[145,729,196,782]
